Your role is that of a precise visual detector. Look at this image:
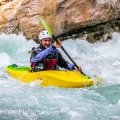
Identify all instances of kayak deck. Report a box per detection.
[6,65,94,88]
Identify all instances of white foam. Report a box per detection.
[0,53,12,67]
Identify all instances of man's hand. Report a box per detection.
[74,66,83,72]
[53,40,62,48]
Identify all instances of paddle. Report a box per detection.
[37,16,90,78]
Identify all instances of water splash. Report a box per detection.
[0,32,120,120]
[0,33,37,66]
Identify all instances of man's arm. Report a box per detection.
[31,45,56,63]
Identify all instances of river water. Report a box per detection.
[0,32,120,120]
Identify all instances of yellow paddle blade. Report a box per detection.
[37,16,53,36]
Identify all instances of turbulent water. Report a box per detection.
[0,32,120,120]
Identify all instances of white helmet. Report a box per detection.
[39,30,52,40]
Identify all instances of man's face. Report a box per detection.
[40,38,51,48]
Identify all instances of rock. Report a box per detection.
[0,0,120,42]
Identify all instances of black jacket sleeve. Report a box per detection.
[57,51,74,70]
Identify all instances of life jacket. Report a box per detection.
[30,46,58,71]
[31,58,57,70]
[44,59,57,70]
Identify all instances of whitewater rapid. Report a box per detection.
[0,32,120,120]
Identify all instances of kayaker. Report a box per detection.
[30,30,82,72]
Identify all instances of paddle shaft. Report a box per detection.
[52,35,87,76]
[37,16,87,77]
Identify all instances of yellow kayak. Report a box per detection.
[6,65,94,88]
